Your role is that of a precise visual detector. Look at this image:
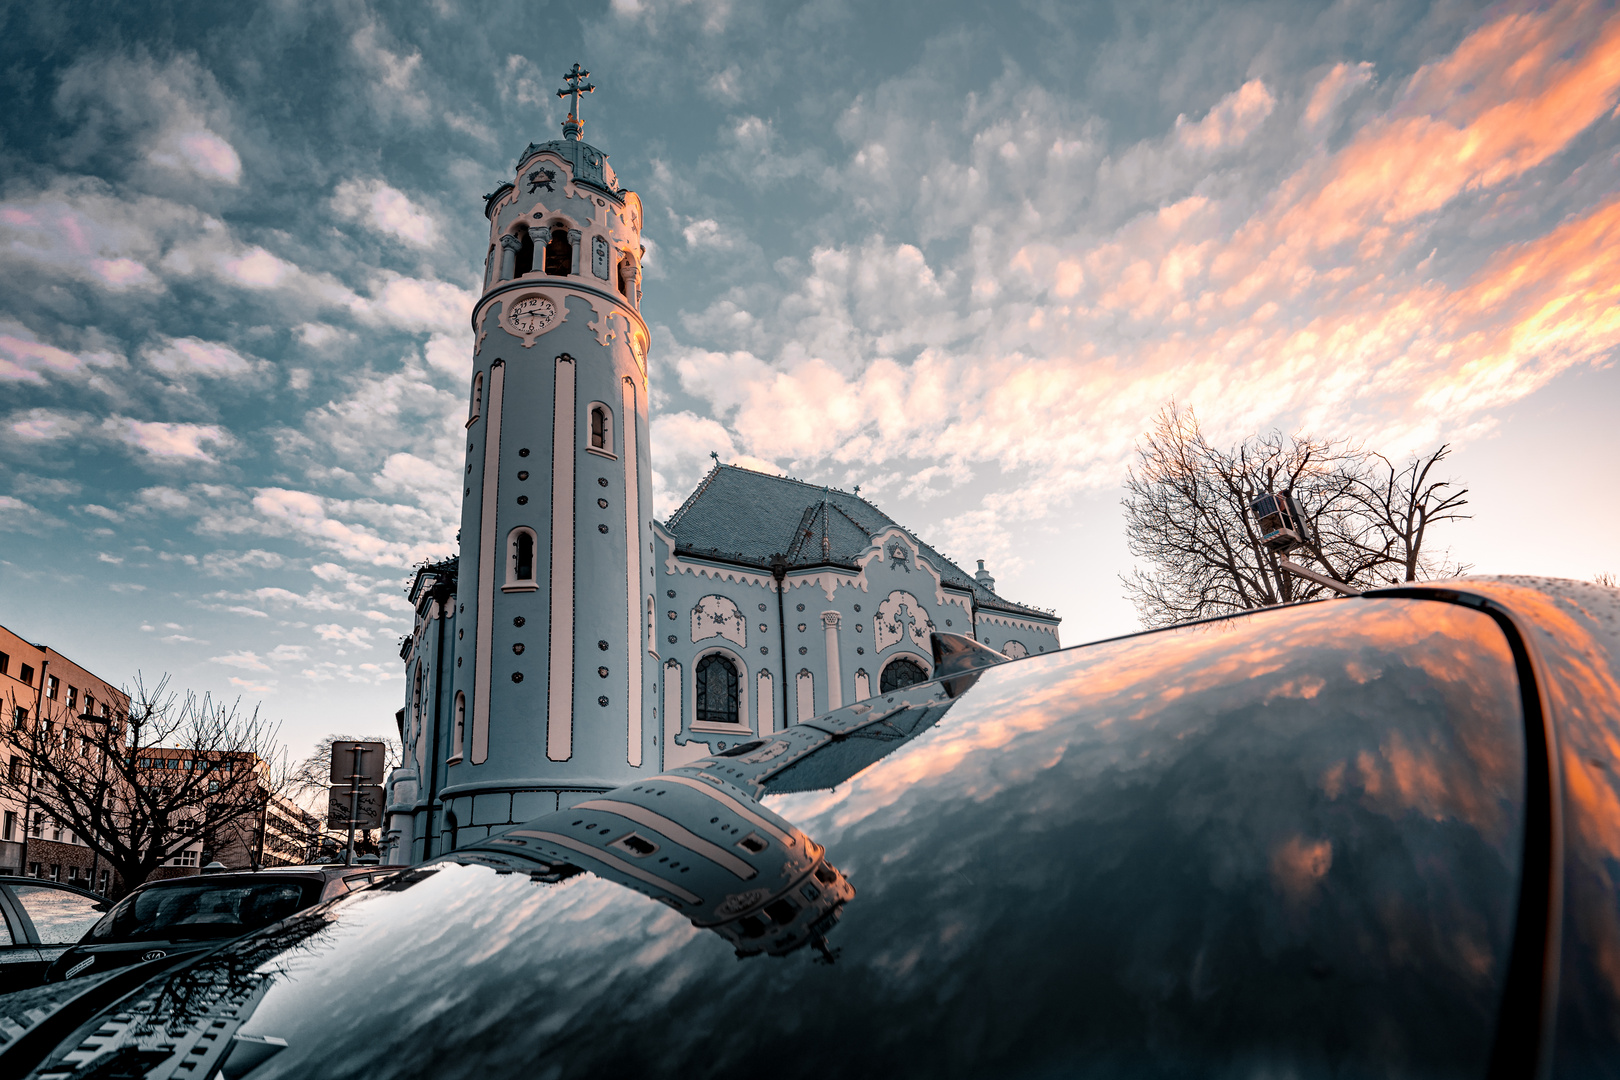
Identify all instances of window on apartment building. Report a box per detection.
[68,866,80,882]
[0,651,8,675]
[3,811,15,841]
[7,758,22,784]
[49,864,61,881]
[28,862,40,877]
[46,675,59,699]
[66,686,77,709]
[30,813,42,837]
[83,693,94,715]
[51,817,62,842]
[171,850,199,867]
[11,706,25,728]
[19,663,34,686]
[98,869,109,893]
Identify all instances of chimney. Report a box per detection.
[974,559,995,592]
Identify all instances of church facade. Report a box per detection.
[380,70,1059,866]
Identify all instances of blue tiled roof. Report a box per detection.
[663,465,1057,622]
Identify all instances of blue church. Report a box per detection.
[381,68,1060,865]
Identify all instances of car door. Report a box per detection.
[6,882,112,971]
[0,885,45,987]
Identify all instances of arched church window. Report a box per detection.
[880,656,928,693]
[591,405,608,450]
[466,371,484,428]
[449,691,465,763]
[513,228,535,277]
[544,226,572,275]
[505,527,539,591]
[695,653,740,727]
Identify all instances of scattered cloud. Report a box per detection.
[331,178,440,247]
[145,336,259,379]
[104,417,234,463]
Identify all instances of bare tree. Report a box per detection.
[1123,404,1471,628]
[1335,446,1471,582]
[1,673,289,898]
[1596,572,1617,588]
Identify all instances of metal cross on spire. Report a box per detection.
[557,63,595,140]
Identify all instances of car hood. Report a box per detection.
[9,579,1620,1079]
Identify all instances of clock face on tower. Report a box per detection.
[507,295,558,336]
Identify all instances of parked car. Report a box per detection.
[0,877,112,987]
[1,577,1617,1078]
[41,864,402,984]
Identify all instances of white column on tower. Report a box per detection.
[471,360,506,766]
[622,376,642,767]
[548,354,575,762]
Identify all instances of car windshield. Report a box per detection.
[87,880,320,942]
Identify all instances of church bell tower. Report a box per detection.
[442,64,656,840]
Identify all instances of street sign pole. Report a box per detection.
[346,743,362,866]
[328,740,386,865]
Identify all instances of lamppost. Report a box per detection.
[1249,489,1362,598]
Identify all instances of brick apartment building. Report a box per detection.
[2,620,320,891]
[0,621,129,891]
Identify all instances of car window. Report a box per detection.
[11,884,110,945]
[89,881,320,943]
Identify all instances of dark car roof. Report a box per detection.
[5,578,1618,1079]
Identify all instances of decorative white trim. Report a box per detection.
[976,611,1061,636]
[548,356,575,762]
[583,293,620,350]
[623,377,642,768]
[691,594,747,648]
[465,370,483,429]
[822,611,843,711]
[875,590,936,653]
[784,570,866,602]
[662,550,776,589]
[646,595,658,659]
[757,669,775,734]
[447,690,465,764]
[471,361,506,766]
[795,668,815,724]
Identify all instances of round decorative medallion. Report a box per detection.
[507,295,558,335]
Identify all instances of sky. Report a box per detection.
[1,0,1617,767]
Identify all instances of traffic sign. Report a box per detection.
[329,741,387,785]
[326,785,385,829]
